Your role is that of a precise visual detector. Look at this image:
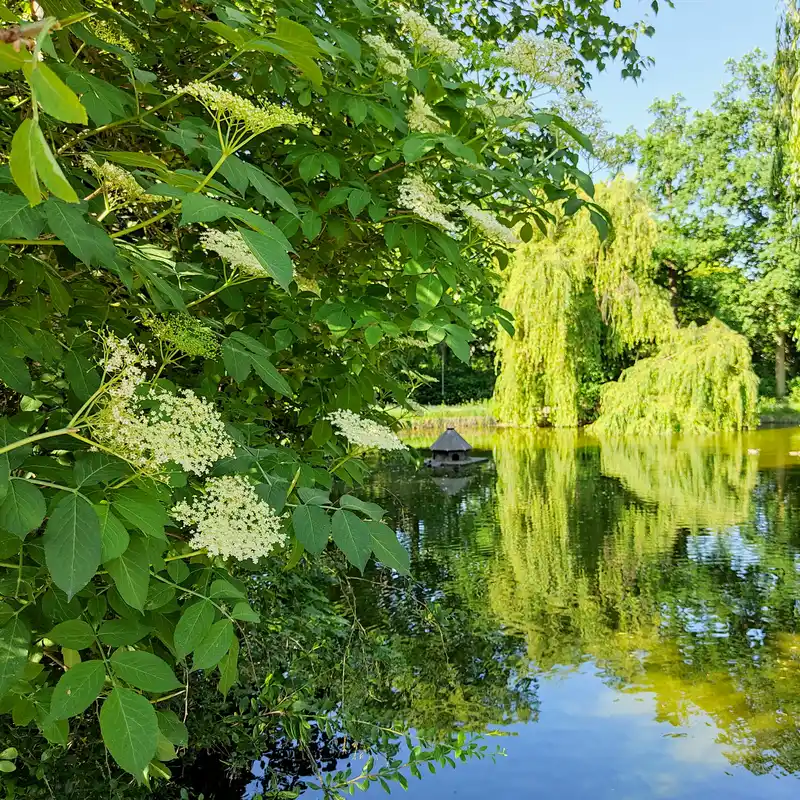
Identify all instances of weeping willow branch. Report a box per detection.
[590,319,759,435]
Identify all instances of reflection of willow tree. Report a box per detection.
[360,456,539,733]
[486,429,800,775]
[596,436,758,526]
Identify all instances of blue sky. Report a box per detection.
[588,0,779,135]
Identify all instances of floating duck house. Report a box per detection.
[425,426,486,468]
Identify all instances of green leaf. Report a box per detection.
[331,509,371,571]
[157,710,188,746]
[105,536,150,612]
[113,490,168,539]
[64,350,102,402]
[0,421,28,502]
[47,619,95,650]
[100,687,159,777]
[292,504,331,555]
[174,600,214,660]
[230,601,260,622]
[24,63,87,125]
[32,124,78,203]
[347,188,372,218]
[98,619,150,647]
[0,43,28,72]
[209,579,246,600]
[192,620,234,671]
[66,73,134,126]
[238,227,294,290]
[0,343,31,394]
[249,352,293,396]
[179,194,281,236]
[245,165,299,217]
[10,119,40,206]
[216,635,239,698]
[96,505,130,562]
[0,479,45,539]
[339,495,384,521]
[416,274,443,311]
[549,113,594,153]
[0,191,44,239]
[93,150,166,173]
[74,452,128,487]
[44,492,101,600]
[0,617,29,697]
[110,650,181,693]
[50,660,106,720]
[445,332,471,363]
[222,337,252,382]
[44,199,117,265]
[366,521,410,575]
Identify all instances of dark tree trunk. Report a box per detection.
[776,331,788,399]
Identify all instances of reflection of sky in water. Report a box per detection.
[686,529,761,576]
[344,665,800,800]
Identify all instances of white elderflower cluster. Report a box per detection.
[145,314,221,359]
[397,8,464,62]
[200,229,266,278]
[397,175,460,237]
[407,95,447,133]
[95,333,233,476]
[473,93,530,126]
[103,333,155,401]
[172,475,286,561]
[174,82,311,138]
[82,155,157,205]
[96,387,235,475]
[500,36,580,92]
[364,33,411,79]
[461,203,520,246]
[327,409,406,452]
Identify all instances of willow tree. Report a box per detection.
[494,178,674,427]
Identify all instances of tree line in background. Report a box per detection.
[414,1,800,431]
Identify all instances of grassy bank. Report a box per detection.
[397,398,800,431]
[393,402,497,430]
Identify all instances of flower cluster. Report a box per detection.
[473,93,530,126]
[406,95,447,134]
[94,333,234,476]
[103,333,154,400]
[461,203,520,246]
[500,36,580,92]
[397,8,464,61]
[200,229,266,278]
[174,82,311,140]
[82,156,157,205]
[397,176,460,237]
[145,314,220,359]
[172,475,286,561]
[327,409,406,452]
[91,18,136,53]
[364,33,411,79]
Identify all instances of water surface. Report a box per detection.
[358,427,800,799]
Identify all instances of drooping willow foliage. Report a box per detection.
[591,319,759,435]
[493,178,675,428]
[494,178,759,432]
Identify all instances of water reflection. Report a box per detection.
[368,428,800,796]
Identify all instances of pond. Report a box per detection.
[342,426,800,799]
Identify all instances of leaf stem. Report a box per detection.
[0,427,79,456]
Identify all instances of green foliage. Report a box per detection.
[591,319,759,434]
[493,179,674,427]
[0,0,666,787]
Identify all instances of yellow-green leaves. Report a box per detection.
[10,119,78,205]
[23,63,87,125]
[0,43,29,73]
